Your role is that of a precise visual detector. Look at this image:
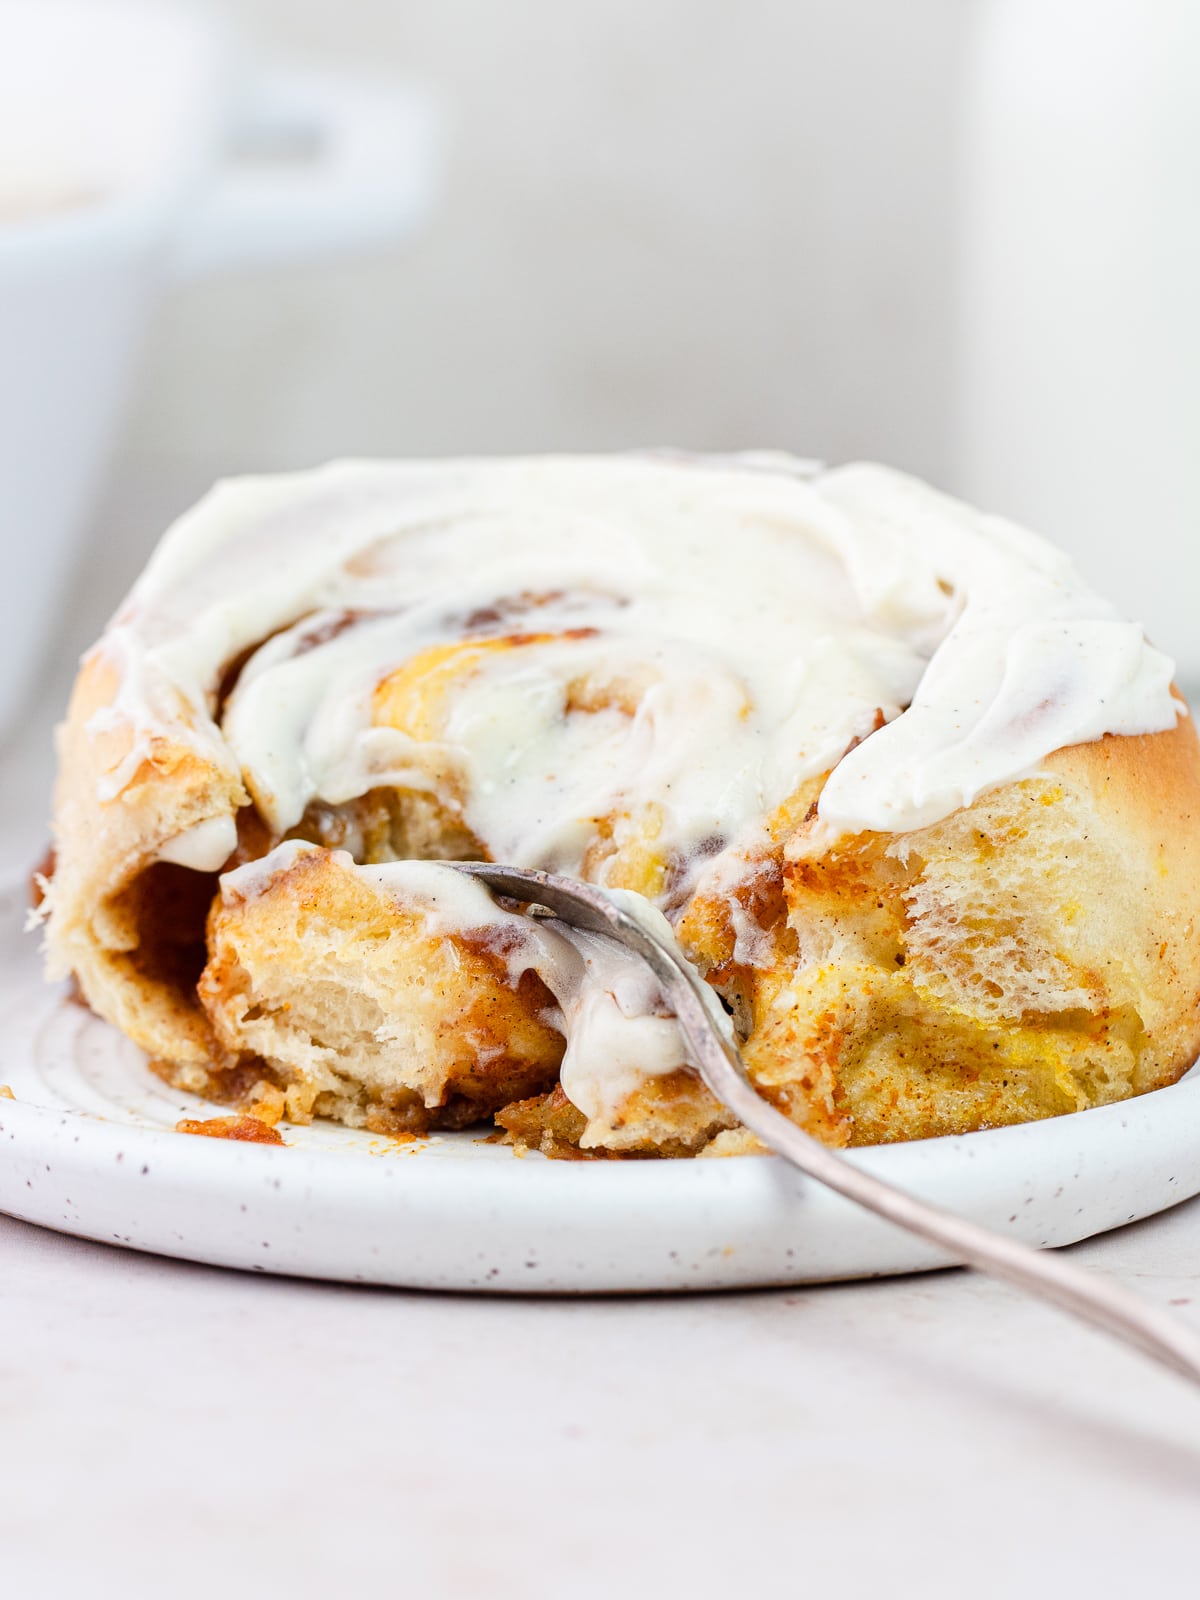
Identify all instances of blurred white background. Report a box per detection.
[137,0,965,469]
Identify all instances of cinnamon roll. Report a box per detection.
[42,455,1200,1155]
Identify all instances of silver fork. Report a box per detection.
[450,861,1200,1385]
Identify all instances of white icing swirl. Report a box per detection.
[92,454,1180,882]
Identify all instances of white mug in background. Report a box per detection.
[0,0,440,742]
[959,0,1200,689]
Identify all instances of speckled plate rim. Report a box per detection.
[3,879,1199,1292]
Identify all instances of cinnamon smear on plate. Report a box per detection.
[175,1115,286,1146]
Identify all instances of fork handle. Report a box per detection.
[449,861,1200,1385]
[713,1062,1200,1386]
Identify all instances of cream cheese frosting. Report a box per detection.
[90,453,1181,882]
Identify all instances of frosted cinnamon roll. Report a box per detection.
[42,455,1200,1155]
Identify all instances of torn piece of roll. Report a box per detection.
[42,454,1200,1156]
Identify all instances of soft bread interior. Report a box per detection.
[198,846,564,1134]
[680,745,1200,1148]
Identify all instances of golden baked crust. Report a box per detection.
[45,649,247,1067]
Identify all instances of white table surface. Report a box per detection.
[3,520,1200,1599]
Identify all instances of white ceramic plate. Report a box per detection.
[4,878,1200,1291]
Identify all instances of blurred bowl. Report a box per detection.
[0,0,439,741]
